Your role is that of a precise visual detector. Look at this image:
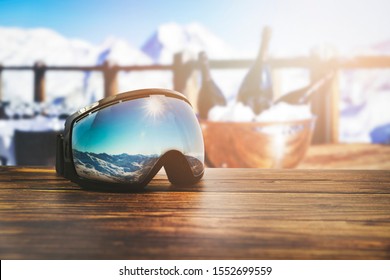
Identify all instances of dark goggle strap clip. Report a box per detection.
[56,134,64,176]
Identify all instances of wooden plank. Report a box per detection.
[299,144,390,170]
[1,65,172,72]
[2,55,390,72]
[1,175,390,195]
[340,56,390,69]
[0,167,389,259]
[1,166,390,182]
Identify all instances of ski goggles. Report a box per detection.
[56,88,205,191]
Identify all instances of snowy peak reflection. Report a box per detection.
[73,149,159,183]
[73,149,203,183]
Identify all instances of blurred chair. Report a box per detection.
[0,155,7,165]
[14,130,61,166]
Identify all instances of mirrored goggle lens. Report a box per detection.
[71,95,204,184]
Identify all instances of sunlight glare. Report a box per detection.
[143,95,165,120]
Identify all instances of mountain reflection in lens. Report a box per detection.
[71,95,204,185]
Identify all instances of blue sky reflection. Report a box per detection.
[72,96,204,160]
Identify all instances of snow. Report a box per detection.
[208,101,255,122]
[74,152,145,183]
[255,102,312,122]
[338,66,390,142]
[0,27,158,107]
[142,22,239,64]
[98,36,152,66]
[208,101,312,122]
[0,23,244,107]
[0,24,390,143]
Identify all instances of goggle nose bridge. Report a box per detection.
[160,150,200,186]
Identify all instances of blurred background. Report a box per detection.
[0,0,389,169]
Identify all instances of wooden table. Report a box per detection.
[299,144,390,170]
[0,167,389,259]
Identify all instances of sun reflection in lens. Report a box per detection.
[143,95,165,120]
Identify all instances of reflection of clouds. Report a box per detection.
[185,152,205,162]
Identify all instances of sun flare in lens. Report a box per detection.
[143,95,165,120]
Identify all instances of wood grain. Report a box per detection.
[0,166,389,259]
[299,144,390,170]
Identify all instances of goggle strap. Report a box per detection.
[55,134,64,176]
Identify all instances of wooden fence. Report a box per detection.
[0,53,390,143]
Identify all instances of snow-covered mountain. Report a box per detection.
[1,27,93,106]
[0,23,244,107]
[73,149,204,183]
[141,22,246,100]
[1,24,389,143]
[73,149,159,183]
[142,22,238,64]
[0,26,156,107]
[0,27,94,65]
[97,36,152,66]
[93,36,174,97]
[0,23,240,106]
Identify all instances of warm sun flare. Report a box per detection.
[143,95,165,120]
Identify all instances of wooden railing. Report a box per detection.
[1,53,390,143]
[0,53,190,102]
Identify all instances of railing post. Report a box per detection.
[328,59,340,144]
[173,52,184,92]
[103,61,118,98]
[172,52,196,95]
[310,54,338,144]
[33,61,46,102]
